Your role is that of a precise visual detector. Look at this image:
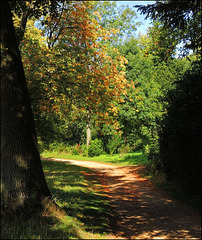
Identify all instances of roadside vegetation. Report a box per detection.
[41,147,148,166]
[1,161,114,239]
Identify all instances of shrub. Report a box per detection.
[72,147,79,155]
[81,144,88,156]
[118,143,131,155]
[107,135,122,155]
[147,142,162,175]
[71,144,82,155]
[37,138,49,153]
[63,144,72,154]
[49,142,66,153]
[88,139,103,157]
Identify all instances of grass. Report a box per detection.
[41,150,148,167]
[1,161,114,239]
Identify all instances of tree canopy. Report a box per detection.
[134,0,202,54]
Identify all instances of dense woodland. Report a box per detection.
[1,0,201,217]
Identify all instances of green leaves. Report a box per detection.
[92,1,140,45]
[135,0,202,55]
[117,35,192,152]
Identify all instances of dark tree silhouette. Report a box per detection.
[134,0,201,53]
[159,61,201,193]
[1,1,52,216]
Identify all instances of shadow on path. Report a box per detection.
[98,166,201,239]
[43,158,201,239]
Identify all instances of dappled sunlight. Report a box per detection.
[98,165,201,239]
[43,158,201,239]
[42,160,115,238]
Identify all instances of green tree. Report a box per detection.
[117,36,190,153]
[118,37,156,150]
[135,0,201,191]
[91,1,141,45]
[117,37,164,151]
[142,21,181,62]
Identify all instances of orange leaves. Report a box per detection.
[93,11,102,21]
[19,1,130,126]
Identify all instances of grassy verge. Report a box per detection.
[1,161,114,239]
[41,150,148,166]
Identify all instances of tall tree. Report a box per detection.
[135,0,201,191]
[18,1,128,148]
[92,0,140,45]
[1,1,52,216]
[117,36,190,152]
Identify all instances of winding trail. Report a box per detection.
[43,158,201,239]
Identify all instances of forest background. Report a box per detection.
[12,0,201,194]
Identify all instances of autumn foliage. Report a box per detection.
[15,1,128,132]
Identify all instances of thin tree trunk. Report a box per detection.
[86,119,91,148]
[1,1,51,216]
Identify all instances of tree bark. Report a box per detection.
[1,1,51,216]
[86,121,91,148]
[86,114,91,148]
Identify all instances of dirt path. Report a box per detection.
[43,158,201,239]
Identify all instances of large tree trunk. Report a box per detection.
[1,1,51,216]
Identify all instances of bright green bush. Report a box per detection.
[88,139,103,157]
[72,144,83,155]
[71,147,79,155]
[81,144,88,156]
[107,135,122,155]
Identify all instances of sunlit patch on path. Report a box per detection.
[43,158,201,239]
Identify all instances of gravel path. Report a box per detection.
[43,158,201,239]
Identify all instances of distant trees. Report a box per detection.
[117,36,190,152]
[91,0,140,45]
[142,21,180,62]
